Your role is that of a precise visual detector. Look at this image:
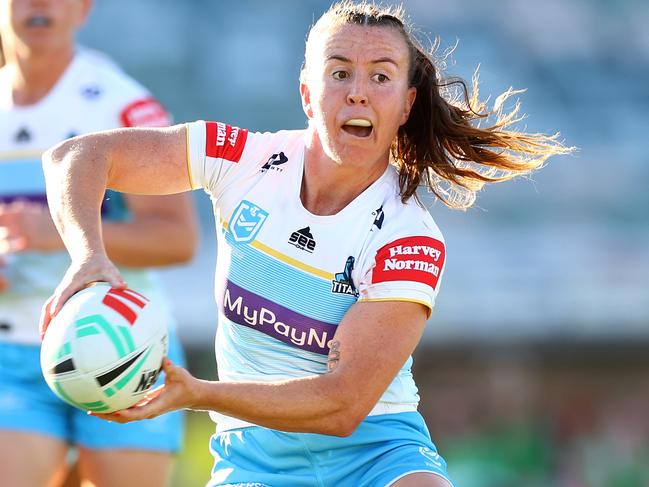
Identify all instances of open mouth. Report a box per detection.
[26,15,52,27]
[342,119,373,138]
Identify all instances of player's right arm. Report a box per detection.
[40,124,190,330]
[44,124,191,196]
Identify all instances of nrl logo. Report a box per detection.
[229,200,269,244]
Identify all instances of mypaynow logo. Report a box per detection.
[221,281,337,355]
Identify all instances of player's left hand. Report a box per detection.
[0,200,63,253]
[89,358,200,423]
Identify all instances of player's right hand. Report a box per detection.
[39,254,127,339]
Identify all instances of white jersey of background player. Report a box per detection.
[0,42,189,487]
[0,47,173,343]
[185,121,446,431]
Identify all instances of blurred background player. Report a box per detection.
[0,1,197,486]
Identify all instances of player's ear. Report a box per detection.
[400,87,417,126]
[299,69,314,119]
[77,0,94,27]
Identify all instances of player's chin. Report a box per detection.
[337,133,376,151]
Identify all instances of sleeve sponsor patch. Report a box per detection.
[205,121,248,162]
[372,236,446,289]
[120,97,170,127]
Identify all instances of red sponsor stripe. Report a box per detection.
[205,121,248,162]
[372,236,446,290]
[107,288,148,308]
[102,294,137,325]
[205,121,217,155]
[120,97,170,127]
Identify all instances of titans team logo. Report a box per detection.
[331,256,358,297]
[229,200,269,244]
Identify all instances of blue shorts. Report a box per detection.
[0,329,185,452]
[208,412,454,487]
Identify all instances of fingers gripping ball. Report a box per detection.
[40,283,168,413]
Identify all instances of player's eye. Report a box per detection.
[332,71,349,81]
[371,73,390,83]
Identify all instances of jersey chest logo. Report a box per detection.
[14,127,32,143]
[229,200,269,244]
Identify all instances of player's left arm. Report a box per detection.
[0,93,197,267]
[0,193,197,268]
[96,299,428,436]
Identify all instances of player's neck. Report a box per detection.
[6,46,74,106]
[302,135,388,216]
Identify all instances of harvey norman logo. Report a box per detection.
[384,243,442,275]
[373,236,445,289]
[214,122,241,149]
[222,281,337,355]
[205,121,248,162]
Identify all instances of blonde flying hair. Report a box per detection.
[304,1,573,209]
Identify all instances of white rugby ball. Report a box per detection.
[40,283,168,413]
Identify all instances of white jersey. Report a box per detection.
[0,47,171,344]
[186,121,447,431]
